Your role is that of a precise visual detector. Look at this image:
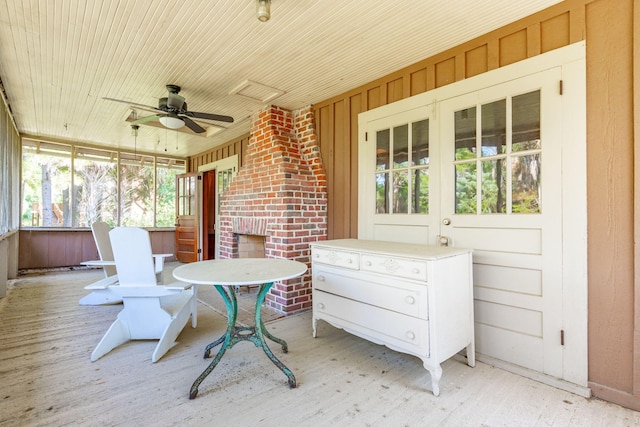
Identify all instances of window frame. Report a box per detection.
[20,138,186,229]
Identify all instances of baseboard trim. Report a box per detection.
[453,353,592,398]
[589,381,640,412]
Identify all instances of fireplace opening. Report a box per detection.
[236,234,265,293]
[237,234,265,259]
[236,234,265,292]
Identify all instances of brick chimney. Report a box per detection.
[218,105,327,314]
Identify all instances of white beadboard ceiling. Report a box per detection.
[0,0,561,158]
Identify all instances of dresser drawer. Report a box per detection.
[312,264,428,319]
[312,247,360,270]
[314,290,430,355]
[361,253,428,281]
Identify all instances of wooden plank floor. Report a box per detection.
[1,266,639,426]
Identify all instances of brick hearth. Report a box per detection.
[218,105,327,314]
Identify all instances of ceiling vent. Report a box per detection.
[229,80,285,103]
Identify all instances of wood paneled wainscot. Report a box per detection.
[310,239,475,396]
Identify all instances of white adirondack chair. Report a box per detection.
[90,227,198,363]
[80,221,171,305]
[79,221,121,306]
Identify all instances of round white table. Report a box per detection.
[172,258,307,399]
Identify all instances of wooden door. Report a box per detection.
[175,172,198,263]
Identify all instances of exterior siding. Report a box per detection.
[585,0,637,409]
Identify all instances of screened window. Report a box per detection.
[73,147,117,227]
[21,142,72,227]
[119,153,155,227]
[21,139,186,228]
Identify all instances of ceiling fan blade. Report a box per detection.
[103,97,160,112]
[131,114,163,125]
[181,116,206,133]
[187,111,234,123]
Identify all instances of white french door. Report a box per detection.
[439,68,563,377]
[358,42,587,389]
[358,106,440,244]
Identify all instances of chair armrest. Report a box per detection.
[111,283,192,298]
[152,253,173,274]
[163,281,194,291]
[84,274,119,290]
[81,260,116,267]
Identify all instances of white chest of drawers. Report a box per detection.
[310,239,475,396]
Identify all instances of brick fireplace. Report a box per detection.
[218,105,327,314]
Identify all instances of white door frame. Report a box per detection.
[198,155,239,259]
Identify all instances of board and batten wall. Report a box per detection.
[188,0,640,410]
[188,134,250,172]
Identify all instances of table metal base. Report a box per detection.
[189,281,296,399]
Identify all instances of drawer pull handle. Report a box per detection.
[405,296,415,305]
[412,268,420,274]
[406,331,416,340]
[318,303,325,309]
[317,275,325,282]
[347,259,352,264]
[365,261,372,266]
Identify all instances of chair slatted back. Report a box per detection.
[109,227,158,287]
[91,221,117,277]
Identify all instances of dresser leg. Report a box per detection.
[312,317,318,338]
[426,364,442,397]
[466,340,476,367]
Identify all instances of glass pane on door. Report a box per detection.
[411,119,430,214]
[455,162,477,214]
[412,119,429,165]
[188,175,196,215]
[413,167,429,213]
[376,129,390,170]
[392,170,409,213]
[393,124,409,168]
[513,91,541,151]
[376,172,389,213]
[455,107,476,160]
[481,99,506,156]
[481,158,506,213]
[512,154,541,213]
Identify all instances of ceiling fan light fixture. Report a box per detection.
[256,0,270,22]
[159,115,185,129]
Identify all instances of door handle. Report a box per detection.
[442,218,451,225]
